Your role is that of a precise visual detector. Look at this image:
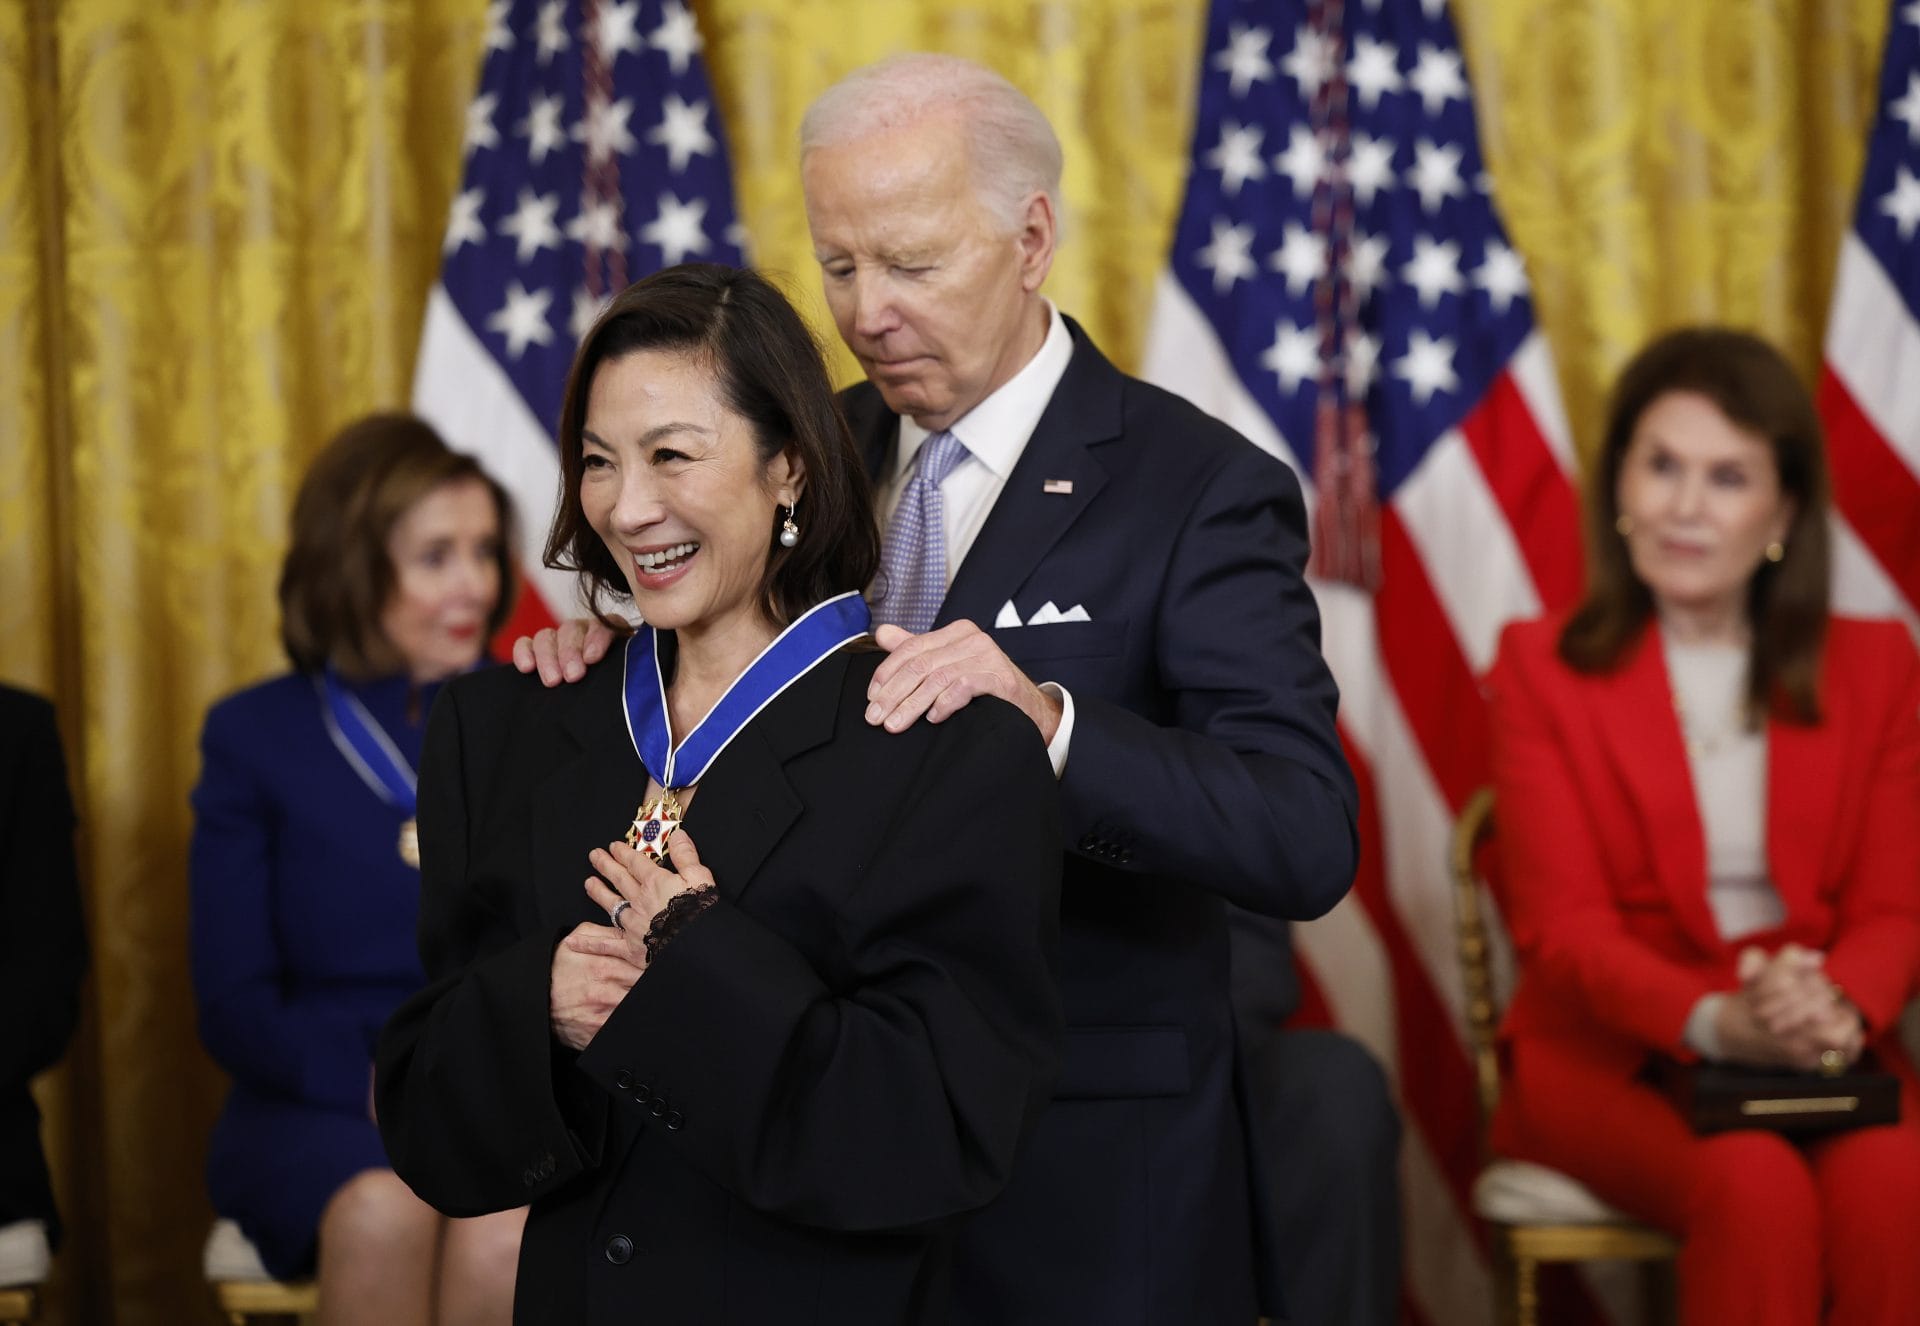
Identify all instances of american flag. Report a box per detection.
[413,0,744,633]
[1821,0,1920,636]
[1141,0,1584,1321]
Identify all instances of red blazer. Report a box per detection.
[1487,614,1920,1084]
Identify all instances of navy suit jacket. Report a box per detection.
[844,318,1357,1325]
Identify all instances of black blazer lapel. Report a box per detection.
[684,651,848,905]
[533,646,854,920]
[533,655,653,929]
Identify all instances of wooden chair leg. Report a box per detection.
[1513,1254,1540,1326]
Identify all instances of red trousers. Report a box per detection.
[1494,1038,1920,1326]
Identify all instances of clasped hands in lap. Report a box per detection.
[1714,942,1864,1073]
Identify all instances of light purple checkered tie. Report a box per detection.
[875,430,970,634]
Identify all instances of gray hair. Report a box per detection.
[799,54,1063,235]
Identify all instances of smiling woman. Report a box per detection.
[1486,329,1920,1326]
[375,264,1064,1326]
[1558,328,1831,717]
[189,414,527,1325]
[377,477,504,683]
[576,347,803,665]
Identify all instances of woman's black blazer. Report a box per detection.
[375,645,1063,1325]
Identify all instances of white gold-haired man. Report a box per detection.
[518,53,1365,1325]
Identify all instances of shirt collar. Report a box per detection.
[894,301,1073,481]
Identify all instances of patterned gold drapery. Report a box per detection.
[0,1,1889,1320]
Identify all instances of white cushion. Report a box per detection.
[1473,1159,1638,1225]
[0,1220,50,1288]
[203,1219,275,1282]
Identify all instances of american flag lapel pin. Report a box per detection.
[1042,478,1074,495]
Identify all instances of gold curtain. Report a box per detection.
[0,0,1891,1321]
[3,2,487,1321]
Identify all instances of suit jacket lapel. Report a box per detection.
[1591,629,1724,953]
[841,322,1121,630]
[845,383,897,490]
[938,319,1117,628]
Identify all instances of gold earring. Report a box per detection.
[1615,514,1634,537]
[1765,540,1785,563]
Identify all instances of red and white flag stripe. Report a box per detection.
[1145,274,1585,1326]
[1823,233,1920,634]
[414,285,570,641]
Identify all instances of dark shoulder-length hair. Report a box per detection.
[1559,326,1830,723]
[280,413,515,677]
[544,263,879,627]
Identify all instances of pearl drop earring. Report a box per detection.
[779,504,800,548]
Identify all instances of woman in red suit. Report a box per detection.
[1489,327,1920,1325]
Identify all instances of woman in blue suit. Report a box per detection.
[191,415,526,1324]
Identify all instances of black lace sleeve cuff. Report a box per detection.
[643,885,717,964]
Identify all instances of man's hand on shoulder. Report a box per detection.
[512,618,616,686]
[867,621,1063,742]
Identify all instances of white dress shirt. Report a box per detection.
[875,301,1078,776]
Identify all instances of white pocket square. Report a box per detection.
[993,600,1022,629]
[1025,601,1090,626]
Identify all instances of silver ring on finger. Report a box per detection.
[609,899,631,930]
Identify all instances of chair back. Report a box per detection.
[1448,786,1501,1142]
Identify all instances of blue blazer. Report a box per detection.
[844,319,1358,1325]
[190,670,435,1276]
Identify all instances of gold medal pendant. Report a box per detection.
[625,790,684,863]
[398,816,421,869]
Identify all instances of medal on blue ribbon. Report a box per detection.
[621,591,872,862]
[316,670,422,868]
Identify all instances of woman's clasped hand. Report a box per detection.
[1714,943,1864,1072]
[551,832,718,1051]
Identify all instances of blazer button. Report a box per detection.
[633,1084,651,1104]
[604,1234,634,1265]
[665,1110,684,1131]
[649,1097,668,1117]
[1117,849,1132,864]
[1078,834,1097,852]
[521,1168,537,1188]
[614,1069,633,1090]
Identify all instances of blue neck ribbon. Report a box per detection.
[316,670,419,815]
[622,591,872,788]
